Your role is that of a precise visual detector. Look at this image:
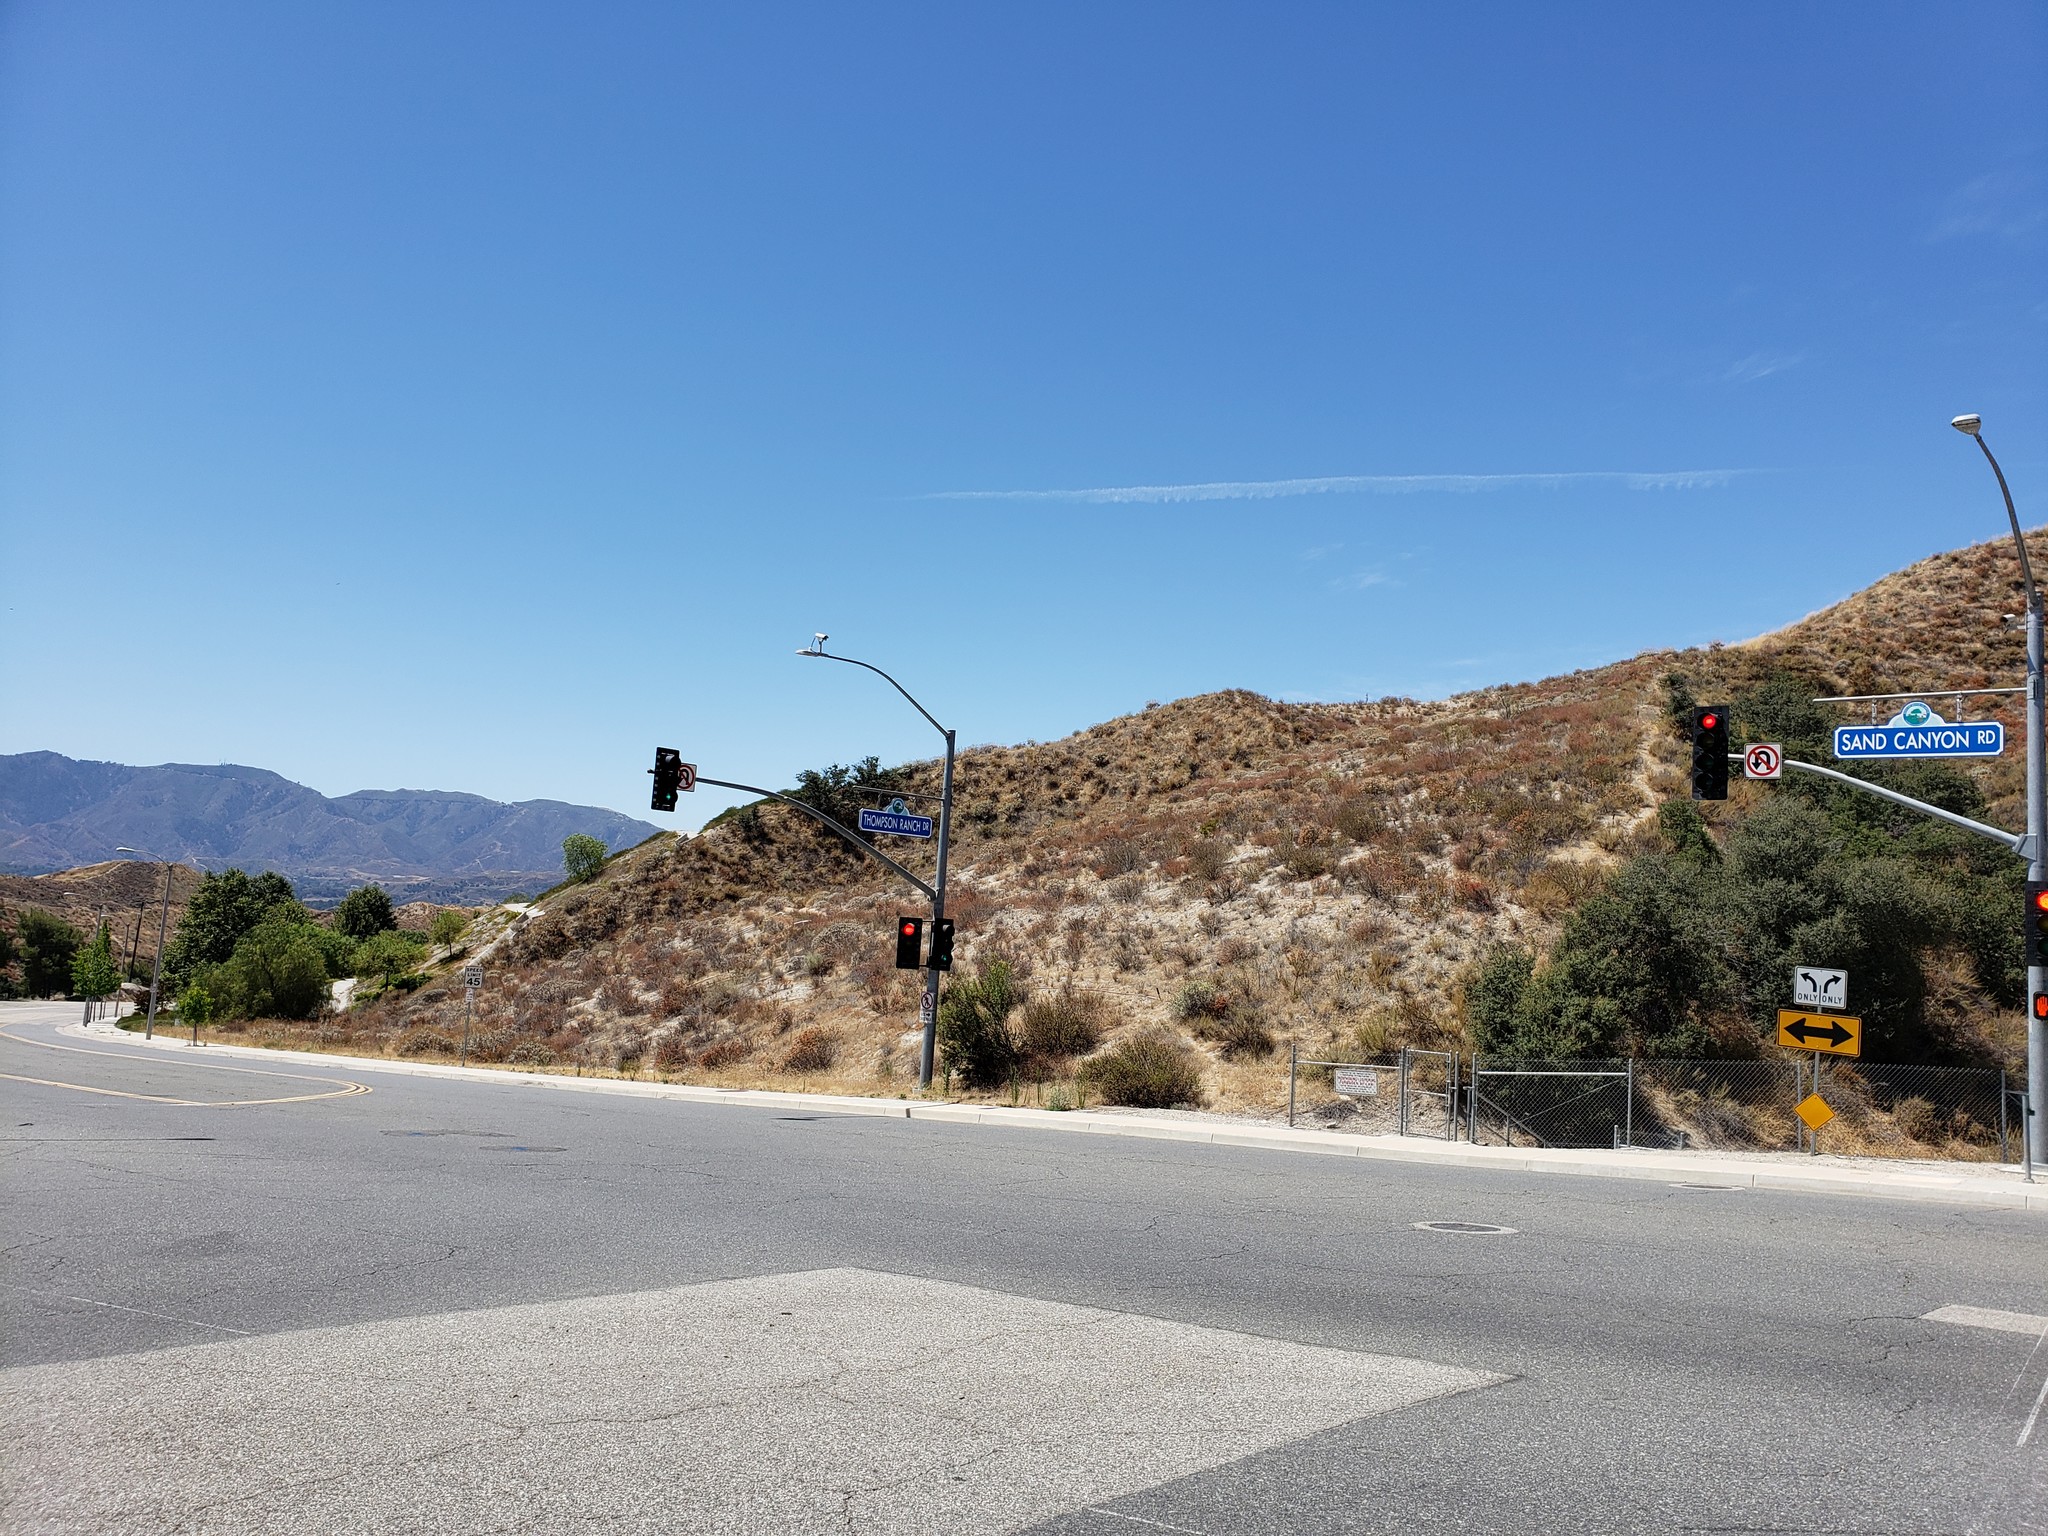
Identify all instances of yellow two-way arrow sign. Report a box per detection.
[1777,1010,1862,1058]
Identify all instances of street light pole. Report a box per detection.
[797,638,956,1089]
[117,847,175,1042]
[1952,414,2043,1165]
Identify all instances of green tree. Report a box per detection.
[162,869,301,988]
[429,909,469,948]
[70,920,120,1001]
[333,885,396,940]
[352,928,428,982]
[0,916,18,999]
[937,958,1025,1088]
[562,834,608,883]
[176,979,217,1026]
[215,920,331,1021]
[17,909,81,998]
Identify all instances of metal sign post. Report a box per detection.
[459,968,485,1065]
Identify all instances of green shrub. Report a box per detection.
[430,909,469,948]
[353,929,429,981]
[937,958,1024,1088]
[1083,1033,1203,1108]
[1189,1009,1274,1059]
[507,1041,557,1067]
[216,921,332,1021]
[396,1027,456,1056]
[1016,988,1105,1062]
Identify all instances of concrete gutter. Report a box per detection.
[74,1021,2047,1213]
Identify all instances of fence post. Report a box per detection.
[1398,1048,1409,1136]
[1468,1055,1480,1144]
[1287,1040,1297,1128]
[1625,1059,1634,1149]
[2000,1070,2010,1164]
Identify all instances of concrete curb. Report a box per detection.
[71,1020,2048,1213]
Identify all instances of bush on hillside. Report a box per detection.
[780,1026,837,1072]
[213,920,332,1021]
[1082,1033,1204,1109]
[1015,987,1105,1063]
[562,834,608,884]
[937,958,1024,1088]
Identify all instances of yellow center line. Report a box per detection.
[0,1019,371,1107]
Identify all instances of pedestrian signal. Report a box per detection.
[1690,706,1730,801]
[894,916,923,970]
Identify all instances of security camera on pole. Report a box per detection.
[1952,413,2043,1166]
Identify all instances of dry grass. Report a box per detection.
[274,532,2043,1110]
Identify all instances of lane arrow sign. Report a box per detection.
[1776,1009,1862,1058]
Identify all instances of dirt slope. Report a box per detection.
[315,532,2040,1110]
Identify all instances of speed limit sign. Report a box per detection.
[1744,743,1783,780]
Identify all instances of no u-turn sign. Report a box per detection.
[1744,743,1783,780]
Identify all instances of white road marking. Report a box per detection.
[4,1284,252,1337]
[2,1266,1502,1535]
[1923,1305,2048,1337]
[1084,1508,1216,1534]
[2020,1370,2048,1448]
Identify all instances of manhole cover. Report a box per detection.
[1414,1220,1518,1235]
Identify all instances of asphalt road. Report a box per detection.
[3,999,2045,1535]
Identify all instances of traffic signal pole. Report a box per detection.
[797,643,957,1090]
[1951,416,2042,1167]
[919,730,956,1090]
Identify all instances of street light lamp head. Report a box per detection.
[1951,414,1983,436]
[116,846,137,854]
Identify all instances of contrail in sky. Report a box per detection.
[926,469,1750,504]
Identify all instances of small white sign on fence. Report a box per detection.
[1333,1067,1380,1098]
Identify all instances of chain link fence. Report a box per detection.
[1286,1049,2029,1164]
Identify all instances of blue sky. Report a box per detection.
[3,2,2044,830]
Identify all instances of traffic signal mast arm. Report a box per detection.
[1730,753,2028,857]
[689,775,937,901]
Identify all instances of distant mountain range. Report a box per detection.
[0,753,663,905]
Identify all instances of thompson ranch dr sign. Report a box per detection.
[1833,702,2004,761]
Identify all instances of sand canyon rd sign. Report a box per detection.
[1834,702,2003,760]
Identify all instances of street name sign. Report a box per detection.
[1791,966,1846,1010]
[1834,703,2002,761]
[1333,1067,1380,1098]
[1777,1010,1862,1057]
[857,799,934,839]
[1743,743,1783,780]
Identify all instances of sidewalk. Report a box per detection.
[73,1018,2047,1213]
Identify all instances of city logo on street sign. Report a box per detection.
[858,797,934,839]
[1833,704,2003,760]
[1777,1010,1862,1057]
[1791,966,1846,1010]
[1744,743,1783,780]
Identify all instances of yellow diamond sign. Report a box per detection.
[1795,1093,1835,1131]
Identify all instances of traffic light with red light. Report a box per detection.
[2025,883,2048,969]
[1690,706,1730,801]
[928,918,956,972]
[894,916,923,970]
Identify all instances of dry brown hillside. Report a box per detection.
[308,532,2041,1110]
[0,861,205,977]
